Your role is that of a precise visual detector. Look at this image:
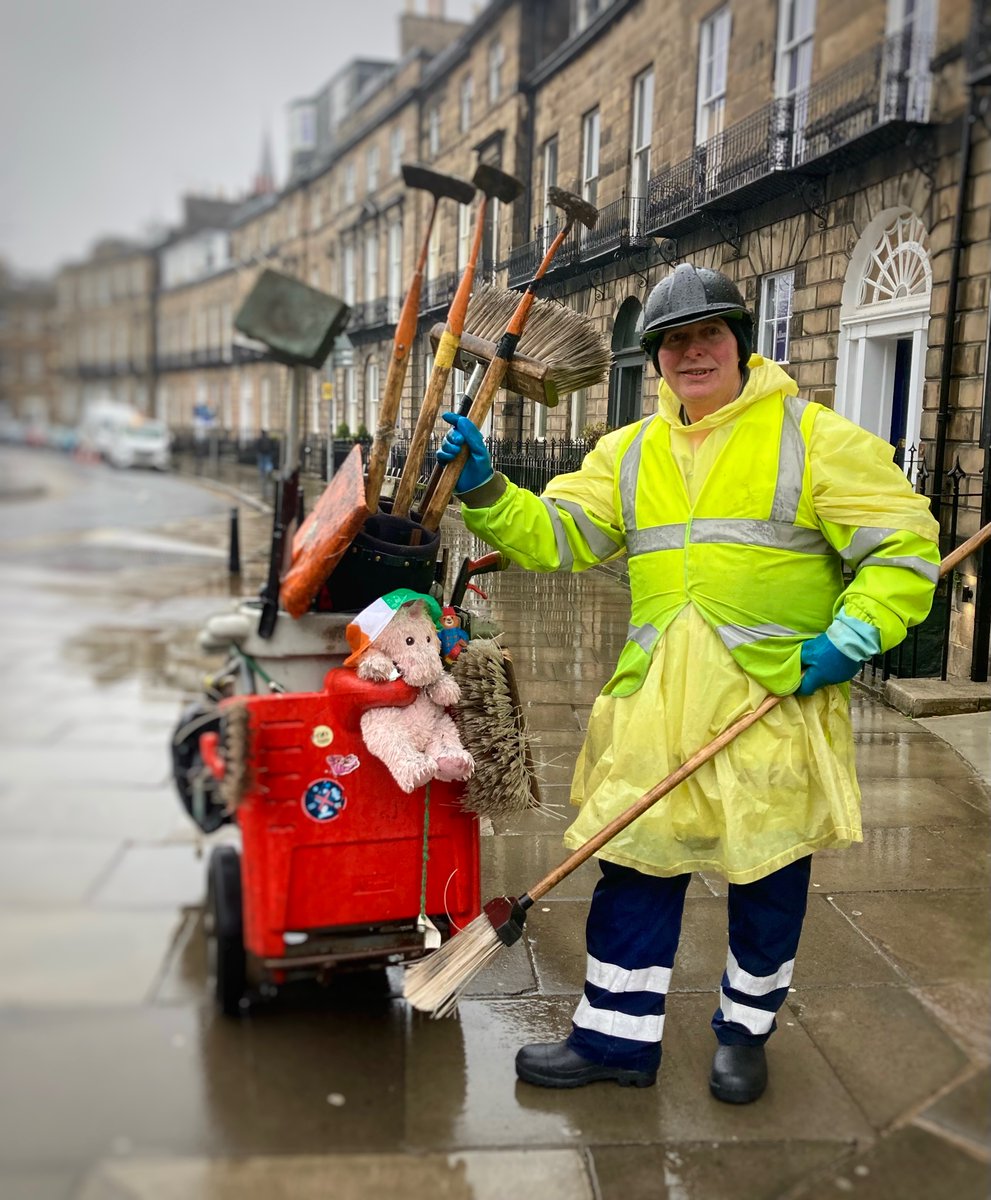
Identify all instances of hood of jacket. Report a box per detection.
[655,354,800,432]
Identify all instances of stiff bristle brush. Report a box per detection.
[411,285,611,519]
[404,524,991,1017]
[450,637,543,819]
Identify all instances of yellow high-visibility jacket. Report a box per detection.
[459,358,940,882]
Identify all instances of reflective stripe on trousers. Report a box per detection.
[567,857,812,1071]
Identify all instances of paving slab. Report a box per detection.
[590,1141,848,1200]
[916,1066,991,1156]
[789,1124,990,1198]
[810,824,990,892]
[829,890,991,984]
[76,1150,595,1200]
[480,829,601,900]
[856,775,990,826]
[788,986,971,1128]
[0,1001,409,1169]
[0,783,180,841]
[0,835,120,907]
[0,1169,79,1200]
[919,712,991,783]
[912,982,991,1064]
[90,842,207,910]
[0,909,182,1007]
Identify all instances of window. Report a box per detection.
[365,358,380,437]
[344,161,356,205]
[427,218,441,282]
[388,219,403,322]
[570,388,588,439]
[534,397,547,440]
[311,189,323,231]
[343,242,356,305]
[630,68,653,233]
[488,39,504,103]
[460,74,473,133]
[366,145,380,193]
[291,102,316,152]
[542,136,559,249]
[390,125,405,176]
[364,232,379,300]
[428,106,441,157]
[571,0,603,36]
[696,7,730,145]
[581,108,600,211]
[775,0,816,161]
[261,376,272,429]
[457,202,472,272]
[758,270,794,361]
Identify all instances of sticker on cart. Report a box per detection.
[325,753,360,776]
[311,725,334,747]
[303,778,346,822]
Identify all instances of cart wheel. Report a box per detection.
[205,846,246,1017]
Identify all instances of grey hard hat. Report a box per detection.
[639,264,753,370]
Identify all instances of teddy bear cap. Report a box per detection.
[344,588,443,666]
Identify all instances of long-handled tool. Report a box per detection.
[404,521,991,1015]
[418,187,599,532]
[391,164,523,518]
[365,164,476,513]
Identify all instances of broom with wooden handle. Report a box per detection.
[418,187,599,533]
[404,520,991,1016]
[391,164,523,519]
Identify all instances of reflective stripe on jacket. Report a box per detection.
[459,357,940,696]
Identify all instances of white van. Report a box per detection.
[79,402,171,471]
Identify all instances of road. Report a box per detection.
[0,445,988,1200]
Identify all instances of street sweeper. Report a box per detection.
[432,262,940,1103]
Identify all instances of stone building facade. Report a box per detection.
[0,266,58,430]
[55,239,157,423]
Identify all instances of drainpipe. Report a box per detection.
[971,279,991,681]
[931,88,976,522]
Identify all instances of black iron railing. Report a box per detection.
[422,272,459,313]
[862,449,984,683]
[645,28,936,234]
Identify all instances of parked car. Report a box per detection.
[79,403,171,471]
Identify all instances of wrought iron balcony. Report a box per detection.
[503,195,651,288]
[645,28,937,238]
[348,297,392,333]
[967,0,990,83]
[421,272,459,314]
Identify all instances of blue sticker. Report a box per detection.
[303,778,346,822]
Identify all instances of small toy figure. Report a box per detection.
[345,589,474,794]
[438,606,469,664]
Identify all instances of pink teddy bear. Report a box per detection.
[345,591,474,794]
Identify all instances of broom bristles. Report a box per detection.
[403,911,504,1017]
[450,638,543,819]
[466,285,611,395]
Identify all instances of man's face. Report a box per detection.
[657,317,742,415]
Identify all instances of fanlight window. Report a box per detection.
[858,212,931,306]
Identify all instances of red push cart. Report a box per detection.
[199,665,480,1015]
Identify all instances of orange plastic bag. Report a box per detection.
[280,444,369,618]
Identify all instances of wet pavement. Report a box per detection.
[0,445,989,1200]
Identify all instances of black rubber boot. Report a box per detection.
[515,1041,657,1089]
[709,1044,768,1103]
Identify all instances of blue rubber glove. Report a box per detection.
[437,413,493,493]
[796,610,880,695]
[796,634,862,695]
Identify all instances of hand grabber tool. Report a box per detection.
[418,187,599,532]
[391,162,524,519]
[364,163,476,514]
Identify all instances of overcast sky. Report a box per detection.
[1,0,478,278]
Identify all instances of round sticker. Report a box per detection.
[311,725,333,747]
[303,779,346,822]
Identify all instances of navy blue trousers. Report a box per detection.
[567,857,812,1073]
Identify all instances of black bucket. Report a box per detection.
[321,511,441,612]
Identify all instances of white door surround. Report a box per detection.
[835,208,932,479]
